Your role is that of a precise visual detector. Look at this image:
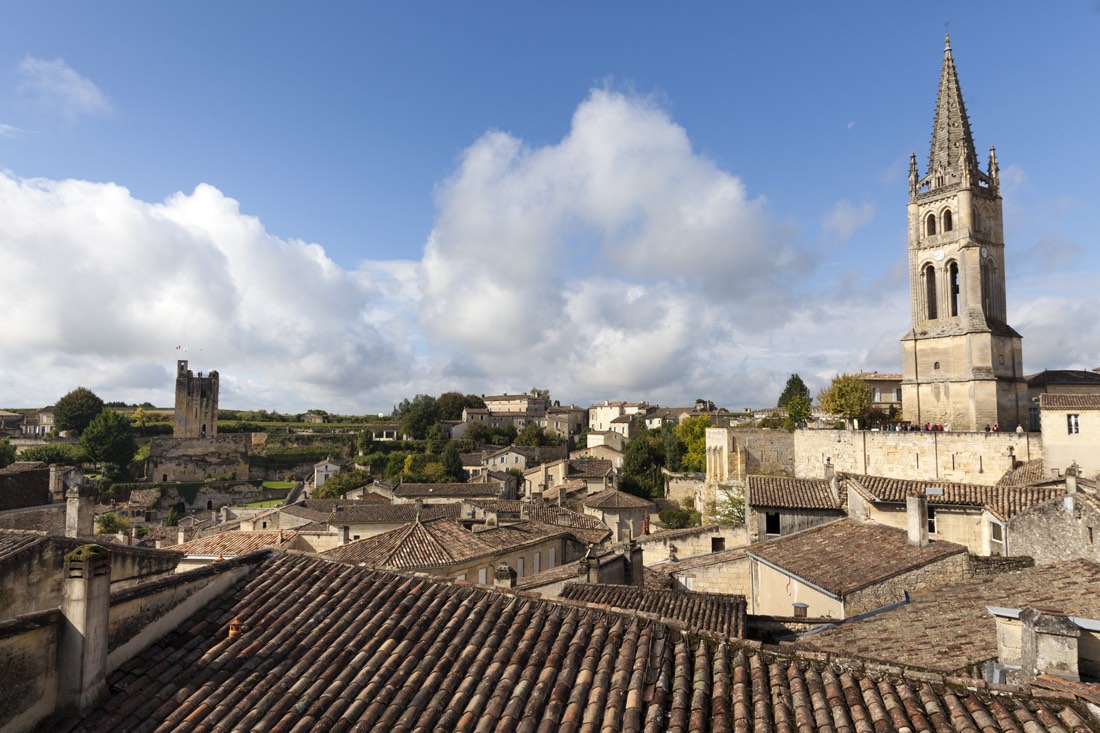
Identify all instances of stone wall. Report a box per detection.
[844,551,970,616]
[668,554,751,596]
[968,554,1035,576]
[1009,494,1100,566]
[664,472,705,507]
[147,434,253,483]
[0,610,60,732]
[636,525,747,564]
[706,428,1041,489]
[0,538,181,619]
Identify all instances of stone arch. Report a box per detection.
[926,213,937,236]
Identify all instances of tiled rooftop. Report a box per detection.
[582,488,653,510]
[799,559,1100,675]
[559,582,746,638]
[847,474,1065,521]
[51,553,1097,732]
[173,530,298,556]
[566,458,613,478]
[392,482,503,498]
[749,520,966,597]
[321,517,571,570]
[1040,393,1100,410]
[996,459,1050,487]
[748,475,841,509]
[469,500,612,544]
[0,528,47,562]
[281,499,459,525]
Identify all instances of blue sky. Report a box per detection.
[1,2,1098,412]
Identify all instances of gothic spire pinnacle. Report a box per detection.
[927,33,978,188]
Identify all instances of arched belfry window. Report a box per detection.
[923,263,938,320]
[948,261,960,317]
[943,209,953,232]
[926,214,937,236]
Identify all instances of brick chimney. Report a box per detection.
[1018,606,1080,682]
[58,544,111,714]
[493,561,516,589]
[906,492,929,547]
[65,484,95,539]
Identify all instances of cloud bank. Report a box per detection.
[1,88,1087,412]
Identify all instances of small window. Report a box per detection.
[943,209,953,232]
[678,575,694,591]
[711,537,725,552]
[926,213,937,236]
[933,361,941,370]
[549,547,557,567]
[1088,527,1094,545]
[455,573,466,581]
[261,521,267,529]
[478,567,488,584]
[927,506,938,535]
[765,512,781,536]
[1068,414,1081,435]
[516,557,525,578]
[533,552,541,573]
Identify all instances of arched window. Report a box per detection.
[948,261,960,317]
[926,213,937,236]
[943,209,953,232]
[934,361,941,370]
[981,259,994,316]
[924,263,938,320]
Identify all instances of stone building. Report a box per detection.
[172,360,219,438]
[900,36,1028,431]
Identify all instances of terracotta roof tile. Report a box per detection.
[748,475,841,509]
[468,499,612,544]
[559,583,747,638]
[281,499,459,524]
[749,519,966,597]
[1040,393,1100,410]
[847,473,1064,521]
[53,553,1096,732]
[581,488,653,510]
[173,530,297,556]
[800,559,1100,674]
[392,482,504,498]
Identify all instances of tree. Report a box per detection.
[818,374,872,429]
[96,512,130,534]
[783,395,813,429]
[0,439,15,468]
[515,424,549,447]
[19,443,88,465]
[661,425,685,472]
[777,374,811,410]
[442,442,466,481]
[620,432,665,499]
[437,392,486,421]
[356,429,374,455]
[165,508,179,527]
[712,483,746,525]
[673,416,712,472]
[54,387,105,435]
[316,470,372,498]
[395,394,440,440]
[80,409,137,470]
[131,405,148,435]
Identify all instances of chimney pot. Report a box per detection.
[793,602,809,618]
[493,561,516,589]
[59,544,111,714]
[906,493,929,547]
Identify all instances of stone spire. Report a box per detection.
[926,33,979,190]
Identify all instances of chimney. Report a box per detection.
[792,602,809,619]
[50,464,66,502]
[493,562,516,589]
[520,504,530,520]
[906,492,929,547]
[58,544,111,714]
[65,484,95,539]
[667,543,678,562]
[828,474,840,507]
[177,527,187,545]
[627,540,644,587]
[1018,606,1080,682]
[823,457,834,480]
[1066,462,1079,494]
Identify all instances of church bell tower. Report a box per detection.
[900,35,1028,431]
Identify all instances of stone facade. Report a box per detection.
[635,524,747,564]
[900,37,1028,431]
[147,434,252,483]
[1009,493,1100,566]
[172,360,219,438]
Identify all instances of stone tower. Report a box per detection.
[173,360,219,438]
[900,36,1028,432]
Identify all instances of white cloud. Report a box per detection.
[17,56,111,122]
[821,200,874,241]
[0,172,412,411]
[0,123,21,137]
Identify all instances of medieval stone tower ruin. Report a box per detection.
[900,35,1028,432]
[173,360,219,438]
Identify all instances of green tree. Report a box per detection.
[19,443,88,465]
[661,425,685,472]
[356,428,374,455]
[783,395,813,429]
[442,442,465,481]
[673,415,712,472]
[0,439,15,468]
[81,409,138,471]
[515,423,548,447]
[620,431,665,499]
[131,405,148,436]
[316,470,372,498]
[712,483,746,525]
[396,394,440,440]
[777,374,811,410]
[818,374,872,429]
[165,508,179,527]
[96,512,130,534]
[54,387,105,435]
